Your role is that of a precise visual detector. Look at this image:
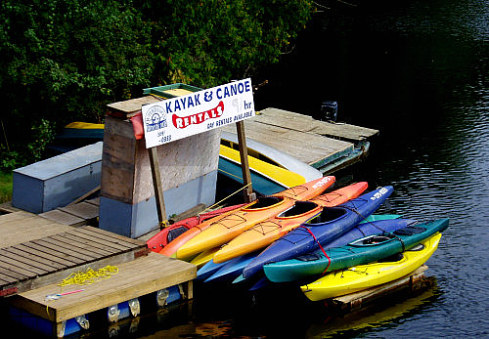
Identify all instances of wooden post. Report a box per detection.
[148,147,168,228]
[236,121,256,202]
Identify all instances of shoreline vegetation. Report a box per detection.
[0,172,12,204]
[0,0,315,172]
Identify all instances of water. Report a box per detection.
[9,0,489,337]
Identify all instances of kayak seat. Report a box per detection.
[247,196,283,209]
[167,226,190,243]
[280,201,318,217]
[307,208,348,224]
[296,252,322,262]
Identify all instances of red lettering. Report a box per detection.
[172,101,225,129]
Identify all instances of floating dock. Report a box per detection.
[0,211,196,337]
[223,107,379,174]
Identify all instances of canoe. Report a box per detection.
[162,176,335,258]
[264,218,449,283]
[213,182,369,264]
[146,204,246,253]
[241,186,393,279]
[219,143,307,195]
[220,131,323,183]
[174,176,335,260]
[301,232,443,301]
[215,217,408,286]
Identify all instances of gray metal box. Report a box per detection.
[12,142,103,213]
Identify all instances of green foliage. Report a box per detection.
[141,0,314,87]
[0,0,153,139]
[0,0,314,167]
[0,172,13,203]
[27,119,56,162]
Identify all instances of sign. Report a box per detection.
[142,78,255,148]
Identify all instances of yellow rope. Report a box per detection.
[58,265,119,287]
[198,180,253,215]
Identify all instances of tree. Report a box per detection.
[0,0,314,168]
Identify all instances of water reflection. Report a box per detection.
[306,285,440,338]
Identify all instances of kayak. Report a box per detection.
[189,247,220,268]
[201,214,403,284]
[162,176,335,258]
[213,182,369,264]
[244,218,414,284]
[174,176,336,259]
[263,218,449,283]
[241,186,393,279]
[146,204,246,253]
[301,232,443,301]
[204,251,258,283]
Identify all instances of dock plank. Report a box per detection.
[10,252,196,323]
[224,120,353,165]
[257,108,379,141]
[49,234,115,257]
[58,202,99,221]
[39,209,86,227]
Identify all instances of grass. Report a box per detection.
[0,171,13,203]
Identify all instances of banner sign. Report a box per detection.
[142,78,255,148]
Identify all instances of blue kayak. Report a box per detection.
[264,218,449,283]
[242,186,394,279]
[200,214,402,284]
[234,216,410,286]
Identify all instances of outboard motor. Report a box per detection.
[320,100,338,122]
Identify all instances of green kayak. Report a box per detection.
[263,218,449,283]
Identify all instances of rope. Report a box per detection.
[298,225,332,275]
[58,265,119,287]
[198,181,253,215]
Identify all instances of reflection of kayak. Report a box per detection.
[241,186,392,279]
[301,232,442,301]
[213,182,369,264]
[162,176,335,258]
[146,204,246,253]
[264,218,449,283]
[305,287,437,338]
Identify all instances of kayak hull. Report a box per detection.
[213,182,368,264]
[242,186,393,279]
[162,176,335,258]
[264,218,449,283]
[176,176,336,259]
[146,204,246,253]
[301,232,442,301]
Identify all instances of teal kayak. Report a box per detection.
[263,218,449,283]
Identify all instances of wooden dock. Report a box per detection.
[0,209,196,336]
[326,265,432,312]
[9,252,195,336]
[0,211,148,296]
[223,107,379,173]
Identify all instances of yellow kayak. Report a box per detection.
[189,247,220,268]
[301,232,442,301]
[174,176,336,260]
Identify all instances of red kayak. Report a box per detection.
[146,203,247,253]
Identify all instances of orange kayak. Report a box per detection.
[213,182,368,263]
[160,176,335,258]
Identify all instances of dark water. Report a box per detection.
[9,0,489,337]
